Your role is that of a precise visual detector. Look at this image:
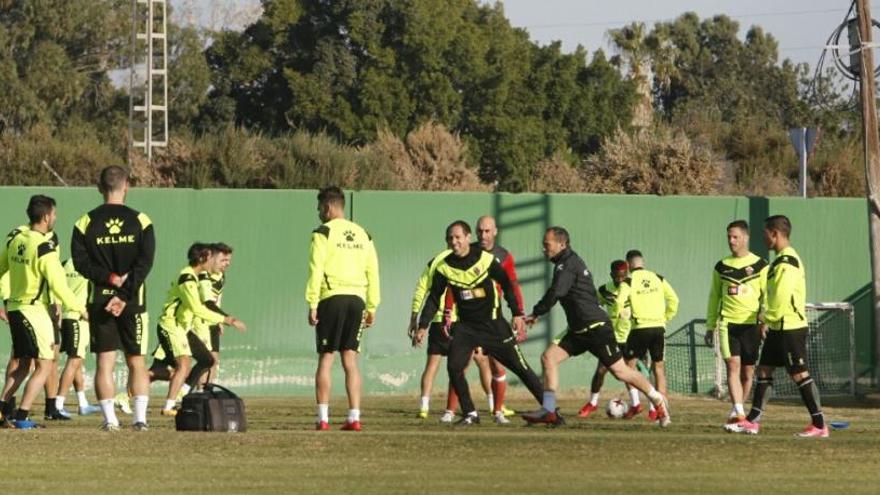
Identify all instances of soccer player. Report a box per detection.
[619,249,679,420]
[71,165,155,431]
[472,215,521,421]
[727,215,828,437]
[0,195,88,429]
[576,260,633,418]
[521,227,670,427]
[307,186,380,432]
[409,242,458,423]
[202,242,235,383]
[0,267,20,423]
[417,220,542,427]
[705,220,768,425]
[150,244,245,415]
[55,258,102,417]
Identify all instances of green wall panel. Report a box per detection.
[0,188,874,396]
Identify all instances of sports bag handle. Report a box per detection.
[204,382,239,398]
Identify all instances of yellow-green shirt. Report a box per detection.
[0,227,84,313]
[194,271,225,337]
[765,246,807,331]
[411,249,454,324]
[305,218,380,312]
[626,267,679,330]
[706,252,768,330]
[599,280,631,344]
[61,259,89,320]
[159,266,225,331]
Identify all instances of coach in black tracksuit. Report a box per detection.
[522,226,671,427]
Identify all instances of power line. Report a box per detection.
[523,6,879,30]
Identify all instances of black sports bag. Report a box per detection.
[175,383,247,432]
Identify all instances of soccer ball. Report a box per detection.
[605,398,627,419]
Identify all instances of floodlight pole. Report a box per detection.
[855,0,880,380]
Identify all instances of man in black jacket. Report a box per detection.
[522,227,671,428]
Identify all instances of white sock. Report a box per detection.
[76,390,89,408]
[179,384,192,397]
[348,409,360,422]
[133,396,148,424]
[629,388,641,406]
[486,393,494,412]
[646,386,662,404]
[317,404,329,422]
[734,403,745,416]
[542,391,556,412]
[420,396,430,411]
[164,399,176,411]
[99,399,119,426]
[56,396,66,411]
[649,402,657,412]
[589,393,600,407]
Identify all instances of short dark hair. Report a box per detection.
[317,186,345,208]
[98,165,130,194]
[610,259,628,273]
[765,215,792,237]
[187,242,213,267]
[211,242,233,255]
[546,226,569,245]
[625,249,642,261]
[27,195,56,224]
[446,220,471,236]
[727,220,749,232]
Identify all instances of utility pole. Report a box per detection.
[129,0,168,164]
[855,0,880,379]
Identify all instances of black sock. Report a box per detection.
[45,398,57,416]
[0,400,7,419]
[14,408,29,421]
[746,377,773,423]
[796,376,825,428]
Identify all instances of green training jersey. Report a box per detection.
[0,227,84,313]
[598,280,631,344]
[61,258,89,320]
[159,266,225,331]
[411,249,453,324]
[0,272,8,302]
[626,267,679,330]
[706,252,768,330]
[306,217,380,312]
[194,271,226,335]
[765,246,807,331]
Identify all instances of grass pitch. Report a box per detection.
[4,392,880,494]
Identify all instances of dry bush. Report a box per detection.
[811,137,864,198]
[582,126,721,195]
[362,122,488,191]
[528,153,587,193]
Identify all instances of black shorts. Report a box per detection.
[61,319,87,358]
[210,324,222,353]
[8,307,54,360]
[557,322,623,368]
[89,307,148,356]
[725,323,761,365]
[624,327,666,362]
[758,328,809,374]
[53,317,61,346]
[427,322,452,356]
[315,295,366,353]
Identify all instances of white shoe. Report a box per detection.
[100,422,121,432]
[78,404,102,416]
[493,412,511,425]
[115,393,132,415]
[56,408,73,419]
[439,411,455,423]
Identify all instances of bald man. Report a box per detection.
[473,215,524,423]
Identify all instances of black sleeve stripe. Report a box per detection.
[365,230,373,241]
[37,241,55,257]
[197,272,210,281]
[313,225,330,237]
[772,255,800,269]
[178,273,197,285]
